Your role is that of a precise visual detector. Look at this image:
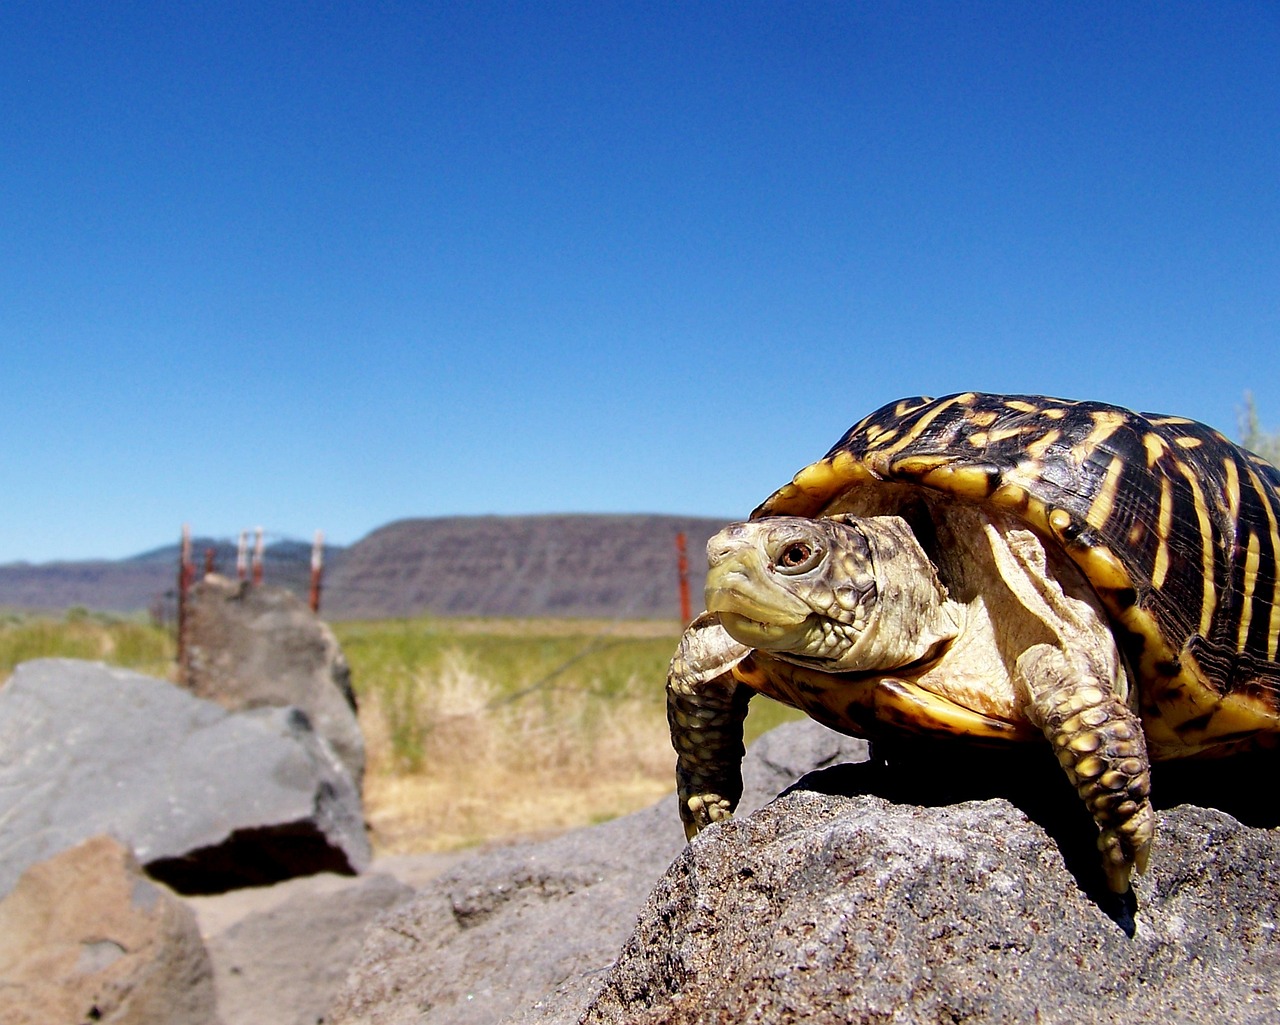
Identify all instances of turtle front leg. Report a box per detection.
[1017,644,1154,894]
[667,612,755,838]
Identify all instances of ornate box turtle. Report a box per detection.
[668,391,1280,892]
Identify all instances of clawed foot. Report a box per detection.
[681,791,735,839]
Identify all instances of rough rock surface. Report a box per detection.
[201,872,412,1025]
[179,574,365,785]
[0,834,218,1025]
[0,658,370,896]
[327,722,868,1025]
[583,786,1280,1023]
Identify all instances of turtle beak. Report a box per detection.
[704,523,812,639]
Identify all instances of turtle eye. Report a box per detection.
[775,539,822,575]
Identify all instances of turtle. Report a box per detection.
[668,391,1280,893]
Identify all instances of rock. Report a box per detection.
[0,658,370,897]
[327,721,868,1025]
[328,800,682,1025]
[199,872,412,1025]
[179,575,365,786]
[582,788,1280,1024]
[0,834,218,1025]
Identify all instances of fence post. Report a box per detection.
[676,531,692,624]
[177,524,194,666]
[236,530,248,581]
[309,529,324,613]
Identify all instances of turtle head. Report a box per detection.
[704,515,959,672]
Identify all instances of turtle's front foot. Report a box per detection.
[681,789,735,839]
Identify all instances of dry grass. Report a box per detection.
[351,641,678,853]
[336,616,801,854]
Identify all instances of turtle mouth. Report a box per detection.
[715,610,813,649]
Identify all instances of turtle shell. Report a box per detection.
[753,391,1280,756]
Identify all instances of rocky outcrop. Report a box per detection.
[179,575,365,786]
[327,723,870,1025]
[331,720,1280,1024]
[0,835,218,1025]
[582,790,1280,1023]
[0,659,370,897]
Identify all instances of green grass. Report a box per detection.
[333,616,798,772]
[0,611,174,682]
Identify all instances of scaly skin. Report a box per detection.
[667,613,753,837]
[1018,644,1154,893]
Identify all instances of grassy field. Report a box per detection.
[0,611,797,854]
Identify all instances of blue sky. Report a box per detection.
[1,2,1277,563]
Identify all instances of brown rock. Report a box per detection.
[178,574,364,786]
[0,834,218,1025]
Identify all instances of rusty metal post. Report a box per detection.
[203,547,215,576]
[676,531,692,625]
[309,529,324,613]
[177,524,194,666]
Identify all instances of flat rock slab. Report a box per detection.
[583,790,1280,1024]
[0,658,370,897]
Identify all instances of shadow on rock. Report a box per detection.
[781,735,1280,923]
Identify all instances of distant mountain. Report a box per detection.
[0,538,345,617]
[322,514,729,620]
[0,515,730,620]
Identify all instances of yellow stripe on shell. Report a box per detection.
[1174,459,1218,637]
[1071,410,1128,464]
[1003,399,1042,414]
[1152,475,1174,589]
[1222,455,1241,523]
[874,394,970,461]
[1025,429,1061,460]
[1237,531,1261,653]
[1175,436,1203,449]
[1086,455,1125,532]
[1241,461,1280,660]
[1143,432,1169,468]
[919,463,999,502]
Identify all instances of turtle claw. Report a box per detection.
[682,792,734,838]
[1096,802,1155,893]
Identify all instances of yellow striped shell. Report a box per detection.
[755,392,1280,758]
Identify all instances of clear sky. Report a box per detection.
[1,2,1277,563]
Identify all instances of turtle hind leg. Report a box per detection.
[1018,643,1154,894]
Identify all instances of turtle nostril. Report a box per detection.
[706,524,750,566]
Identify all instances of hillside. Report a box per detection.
[322,514,728,619]
[0,515,730,620]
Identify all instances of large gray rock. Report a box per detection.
[179,575,365,786]
[330,719,1280,1024]
[202,872,412,1025]
[0,658,370,897]
[0,834,218,1025]
[327,722,868,1025]
[582,791,1280,1024]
